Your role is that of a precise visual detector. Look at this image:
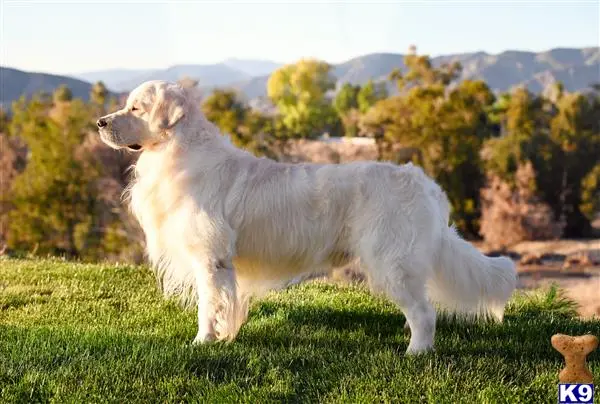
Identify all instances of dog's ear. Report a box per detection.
[148,85,186,133]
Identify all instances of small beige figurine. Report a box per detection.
[551,333,598,384]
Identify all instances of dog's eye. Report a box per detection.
[131,106,139,112]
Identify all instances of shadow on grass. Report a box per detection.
[242,299,600,361]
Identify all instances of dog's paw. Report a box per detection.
[406,340,435,356]
[192,332,217,345]
[405,343,435,356]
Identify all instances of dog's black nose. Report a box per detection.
[97,119,107,128]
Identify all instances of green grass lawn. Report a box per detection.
[1,258,599,403]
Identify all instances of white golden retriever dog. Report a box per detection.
[97,80,517,354]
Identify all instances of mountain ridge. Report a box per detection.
[0,67,106,110]
[223,47,600,99]
[2,47,598,110]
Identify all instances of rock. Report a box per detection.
[562,251,597,270]
[520,253,544,266]
[540,253,567,262]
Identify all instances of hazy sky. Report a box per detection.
[2,0,599,75]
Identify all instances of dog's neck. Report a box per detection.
[174,110,223,148]
[134,110,242,178]
[142,110,222,153]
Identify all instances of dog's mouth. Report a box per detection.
[127,144,143,151]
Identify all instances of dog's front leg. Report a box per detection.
[194,262,217,343]
[192,256,240,344]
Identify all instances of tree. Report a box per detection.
[202,89,276,158]
[389,50,462,91]
[0,132,27,247]
[483,88,547,181]
[357,80,388,114]
[333,83,363,137]
[483,86,600,238]
[546,91,600,236]
[580,163,600,224]
[89,81,109,116]
[0,108,8,134]
[53,85,73,102]
[202,89,247,137]
[6,91,102,257]
[91,81,108,106]
[267,58,339,139]
[334,83,360,115]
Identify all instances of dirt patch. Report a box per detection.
[280,138,378,163]
[472,239,600,318]
[508,239,600,256]
[519,276,600,319]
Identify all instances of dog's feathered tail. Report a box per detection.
[407,165,517,321]
[417,172,517,321]
[427,224,517,321]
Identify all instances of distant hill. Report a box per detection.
[73,68,152,92]
[333,53,406,85]
[0,67,104,111]
[222,58,282,77]
[112,63,252,93]
[72,59,283,92]
[226,47,600,99]
[3,47,599,110]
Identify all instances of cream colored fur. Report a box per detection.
[97,80,517,354]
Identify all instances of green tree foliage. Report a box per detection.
[333,83,361,137]
[53,85,73,102]
[90,81,108,106]
[90,81,109,116]
[202,89,247,138]
[484,87,600,237]
[0,108,9,134]
[2,84,145,261]
[0,131,27,247]
[201,89,277,159]
[90,81,122,119]
[6,94,101,257]
[547,91,600,236]
[481,88,544,181]
[332,81,387,137]
[389,51,462,90]
[580,163,600,223]
[267,59,340,138]
[357,80,388,113]
[334,83,360,115]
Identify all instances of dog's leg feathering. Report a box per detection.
[191,256,241,344]
[380,270,436,355]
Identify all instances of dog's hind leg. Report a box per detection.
[393,275,436,355]
[362,254,436,355]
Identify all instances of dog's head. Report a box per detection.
[97,80,188,152]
